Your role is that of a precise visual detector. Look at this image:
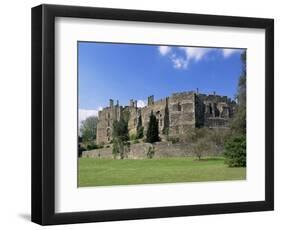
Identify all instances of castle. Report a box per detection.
[96,91,236,144]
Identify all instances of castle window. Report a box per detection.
[209,104,212,114]
[160,119,162,126]
[106,128,111,141]
[178,103,182,111]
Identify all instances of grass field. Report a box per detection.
[78,157,246,187]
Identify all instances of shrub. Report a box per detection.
[130,134,137,141]
[147,146,155,159]
[167,136,180,144]
[86,143,100,150]
[224,135,246,167]
[192,139,210,160]
[112,139,119,159]
[136,126,144,139]
[132,139,140,144]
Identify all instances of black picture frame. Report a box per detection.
[31,4,274,225]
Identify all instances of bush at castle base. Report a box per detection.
[224,135,246,167]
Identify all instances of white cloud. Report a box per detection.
[79,108,101,125]
[158,46,172,56]
[170,55,188,69]
[137,100,147,108]
[180,47,213,62]
[222,49,242,58]
[158,46,243,70]
[158,46,213,70]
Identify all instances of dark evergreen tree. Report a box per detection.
[136,115,144,139]
[146,111,160,143]
[224,135,246,167]
[162,102,169,135]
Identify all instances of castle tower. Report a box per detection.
[129,99,134,107]
[109,99,114,108]
[147,95,154,106]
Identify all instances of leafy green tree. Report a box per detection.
[136,115,144,139]
[112,118,129,142]
[231,51,246,134]
[146,111,160,143]
[225,51,247,167]
[224,135,246,167]
[80,116,98,142]
[112,118,129,159]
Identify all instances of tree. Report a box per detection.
[193,139,210,160]
[80,116,98,142]
[162,103,169,135]
[112,118,129,142]
[231,51,246,134]
[225,51,247,167]
[224,135,246,167]
[112,118,129,159]
[146,111,160,143]
[136,115,144,139]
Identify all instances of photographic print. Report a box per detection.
[78,42,246,187]
[32,4,274,225]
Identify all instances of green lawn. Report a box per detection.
[78,157,246,187]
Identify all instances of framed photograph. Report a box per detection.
[31,4,274,225]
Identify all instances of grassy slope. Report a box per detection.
[78,157,246,187]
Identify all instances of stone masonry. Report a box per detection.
[96,91,236,144]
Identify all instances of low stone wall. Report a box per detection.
[153,142,193,158]
[82,141,223,159]
[82,147,112,158]
[128,143,152,159]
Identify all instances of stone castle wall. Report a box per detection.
[82,141,222,159]
[96,91,235,144]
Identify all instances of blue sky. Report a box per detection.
[78,42,244,121]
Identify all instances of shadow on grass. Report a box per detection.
[193,157,224,162]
